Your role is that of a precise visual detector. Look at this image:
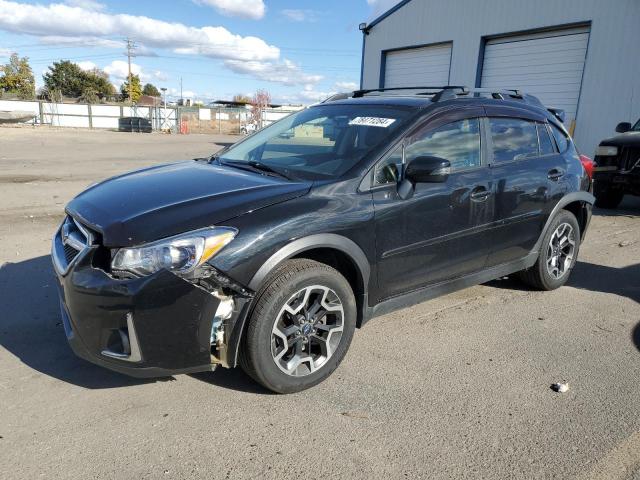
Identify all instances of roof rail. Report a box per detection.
[322,86,545,110]
[351,85,467,98]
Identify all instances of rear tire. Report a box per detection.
[239,259,356,394]
[594,183,624,209]
[517,210,580,291]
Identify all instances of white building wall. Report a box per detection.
[361,0,640,155]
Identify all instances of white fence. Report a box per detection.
[0,99,303,134]
[0,99,178,131]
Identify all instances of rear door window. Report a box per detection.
[489,118,539,164]
[537,123,556,156]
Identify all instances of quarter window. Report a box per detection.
[489,118,539,163]
[405,118,482,172]
[537,123,556,156]
[549,124,569,153]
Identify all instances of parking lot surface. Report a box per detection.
[1,128,639,479]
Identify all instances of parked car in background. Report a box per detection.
[593,119,640,208]
[52,86,593,393]
[240,122,258,135]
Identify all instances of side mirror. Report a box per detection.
[616,122,632,133]
[405,156,451,183]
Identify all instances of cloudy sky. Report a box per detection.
[0,0,401,104]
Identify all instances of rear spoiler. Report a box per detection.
[547,107,566,123]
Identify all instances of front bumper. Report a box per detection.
[54,247,221,377]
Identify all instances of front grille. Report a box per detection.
[52,215,93,274]
[620,147,640,171]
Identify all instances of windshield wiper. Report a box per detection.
[219,159,291,180]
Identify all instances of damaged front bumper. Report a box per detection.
[52,220,254,378]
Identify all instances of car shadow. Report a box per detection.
[0,255,160,389]
[486,260,640,352]
[592,194,640,217]
[0,255,272,393]
[190,369,273,395]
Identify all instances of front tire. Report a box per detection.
[517,210,580,291]
[240,259,356,393]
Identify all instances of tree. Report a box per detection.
[142,83,160,97]
[42,60,114,100]
[232,93,251,104]
[0,53,36,100]
[121,74,142,103]
[250,89,271,126]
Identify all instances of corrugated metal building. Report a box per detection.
[359,0,640,155]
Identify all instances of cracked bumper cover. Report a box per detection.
[53,247,252,378]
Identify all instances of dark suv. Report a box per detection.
[52,86,594,393]
[593,119,640,208]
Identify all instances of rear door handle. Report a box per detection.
[470,186,491,202]
[548,168,565,180]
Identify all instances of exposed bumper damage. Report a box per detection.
[53,225,254,378]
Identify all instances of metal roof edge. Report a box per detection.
[366,0,415,30]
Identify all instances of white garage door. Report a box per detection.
[481,27,590,126]
[383,43,452,88]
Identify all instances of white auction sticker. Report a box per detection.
[348,117,396,128]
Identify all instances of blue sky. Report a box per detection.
[0,0,399,104]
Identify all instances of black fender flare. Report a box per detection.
[531,191,595,253]
[248,233,371,292]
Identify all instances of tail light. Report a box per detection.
[579,154,594,179]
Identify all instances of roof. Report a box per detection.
[366,0,415,30]
[321,95,432,108]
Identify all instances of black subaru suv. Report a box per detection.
[52,86,593,393]
[593,119,640,208]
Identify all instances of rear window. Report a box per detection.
[489,118,539,163]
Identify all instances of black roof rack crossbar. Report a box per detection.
[351,85,467,98]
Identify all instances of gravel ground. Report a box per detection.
[1,127,639,480]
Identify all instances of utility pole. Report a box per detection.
[180,77,183,106]
[126,38,136,105]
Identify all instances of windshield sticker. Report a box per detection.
[348,117,396,128]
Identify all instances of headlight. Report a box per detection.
[111,227,237,277]
[595,146,618,156]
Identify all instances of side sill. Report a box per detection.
[362,253,537,324]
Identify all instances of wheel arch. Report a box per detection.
[248,234,371,301]
[533,191,594,253]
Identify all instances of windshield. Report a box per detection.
[634,119,640,131]
[217,104,413,180]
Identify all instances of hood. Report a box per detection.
[600,131,640,147]
[66,161,312,247]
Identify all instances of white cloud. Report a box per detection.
[193,0,265,20]
[77,60,96,71]
[0,0,278,62]
[281,9,320,22]
[224,58,323,86]
[0,47,12,57]
[335,81,358,91]
[63,0,105,11]
[0,0,322,86]
[101,60,166,86]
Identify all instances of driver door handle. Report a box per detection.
[470,186,491,202]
